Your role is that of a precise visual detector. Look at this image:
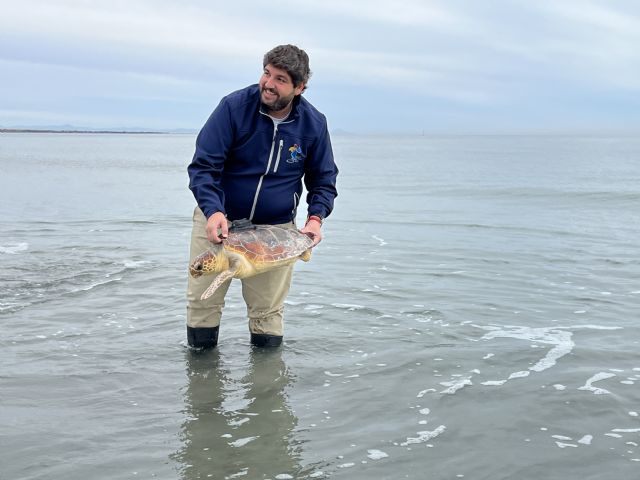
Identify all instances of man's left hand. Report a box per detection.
[300,220,322,246]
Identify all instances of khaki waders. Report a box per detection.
[186,207,295,347]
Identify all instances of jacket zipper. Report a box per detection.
[249,125,278,221]
[291,192,300,219]
[273,139,284,173]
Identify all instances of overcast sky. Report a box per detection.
[2,0,639,134]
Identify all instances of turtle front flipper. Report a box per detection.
[201,269,235,300]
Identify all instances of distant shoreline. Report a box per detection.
[2,128,637,137]
[0,128,166,134]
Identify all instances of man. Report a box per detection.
[186,44,338,349]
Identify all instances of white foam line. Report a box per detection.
[611,428,640,433]
[228,417,250,427]
[477,325,574,375]
[331,303,365,310]
[578,435,593,445]
[123,260,151,268]
[578,372,616,395]
[371,235,387,246]
[481,380,507,386]
[474,324,626,387]
[367,449,389,460]
[227,468,249,479]
[530,330,573,372]
[400,425,446,446]
[417,389,436,398]
[305,304,324,310]
[569,325,622,331]
[556,442,578,448]
[228,436,259,447]
[440,378,472,394]
[78,277,122,292]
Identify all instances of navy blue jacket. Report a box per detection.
[188,84,338,225]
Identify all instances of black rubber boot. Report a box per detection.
[187,326,219,349]
[250,333,283,347]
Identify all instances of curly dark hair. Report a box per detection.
[263,44,312,92]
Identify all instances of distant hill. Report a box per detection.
[0,124,198,134]
[2,123,353,136]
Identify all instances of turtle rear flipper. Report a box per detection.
[201,269,235,300]
[300,249,312,262]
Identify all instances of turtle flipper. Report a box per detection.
[201,269,235,300]
[300,249,312,262]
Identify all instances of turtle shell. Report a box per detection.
[223,224,314,263]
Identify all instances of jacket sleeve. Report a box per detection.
[304,122,338,219]
[187,99,234,219]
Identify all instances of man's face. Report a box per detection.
[259,64,304,115]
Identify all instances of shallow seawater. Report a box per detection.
[1,133,639,479]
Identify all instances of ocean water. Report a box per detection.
[1,132,639,479]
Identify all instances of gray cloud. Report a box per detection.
[2,0,639,132]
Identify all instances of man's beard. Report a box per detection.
[261,88,294,114]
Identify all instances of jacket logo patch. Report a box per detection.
[287,144,305,163]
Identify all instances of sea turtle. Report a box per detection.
[189,221,314,300]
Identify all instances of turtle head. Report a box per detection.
[189,248,223,278]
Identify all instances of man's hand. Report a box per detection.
[206,212,229,243]
[300,217,322,246]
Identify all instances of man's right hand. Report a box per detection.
[206,212,229,243]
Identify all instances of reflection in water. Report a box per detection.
[174,347,303,479]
